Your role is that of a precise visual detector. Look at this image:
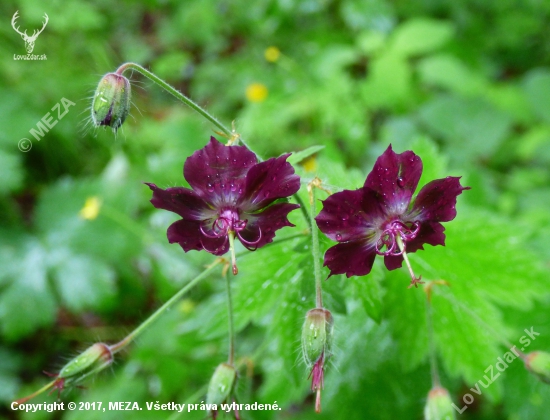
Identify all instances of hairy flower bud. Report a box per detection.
[302,308,333,367]
[524,351,550,384]
[301,308,334,413]
[91,72,131,132]
[424,386,456,420]
[59,342,113,380]
[206,363,237,406]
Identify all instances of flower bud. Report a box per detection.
[524,351,550,384]
[301,308,334,413]
[424,386,456,420]
[58,343,113,380]
[206,363,237,405]
[91,72,131,132]
[302,308,333,367]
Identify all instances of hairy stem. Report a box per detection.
[226,273,235,365]
[114,62,256,155]
[110,258,222,354]
[309,187,323,308]
[425,294,440,387]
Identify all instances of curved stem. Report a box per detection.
[110,258,222,354]
[14,380,56,405]
[226,273,235,365]
[114,62,256,155]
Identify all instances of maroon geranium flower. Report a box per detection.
[146,137,300,274]
[315,145,469,287]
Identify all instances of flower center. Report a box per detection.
[375,220,420,256]
[201,208,247,238]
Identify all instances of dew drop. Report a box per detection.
[230,184,237,191]
[207,183,214,192]
[271,175,277,181]
[336,234,342,240]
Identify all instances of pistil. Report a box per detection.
[396,236,424,288]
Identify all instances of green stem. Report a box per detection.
[309,188,323,308]
[294,190,311,228]
[425,295,440,387]
[115,62,256,155]
[109,259,222,354]
[14,380,56,405]
[226,274,235,365]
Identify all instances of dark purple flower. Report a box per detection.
[315,145,469,287]
[146,137,300,274]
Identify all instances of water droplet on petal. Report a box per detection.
[207,183,214,192]
[336,234,342,240]
[397,176,405,187]
[230,184,237,191]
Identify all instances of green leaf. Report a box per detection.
[287,145,325,165]
[522,69,550,124]
[385,209,550,402]
[52,254,116,312]
[390,19,454,56]
[0,237,56,340]
[418,95,512,159]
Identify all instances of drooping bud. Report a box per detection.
[59,342,113,380]
[206,363,237,405]
[424,386,456,420]
[301,308,334,413]
[91,72,131,132]
[524,351,550,384]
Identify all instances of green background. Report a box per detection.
[1,0,550,419]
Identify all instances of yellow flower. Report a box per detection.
[79,196,101,220]
[246,83,268,102]
[302,156,317,173]
[264,46,281,63]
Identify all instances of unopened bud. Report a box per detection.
[524,351,550,384]
[59,343,113,380]
[424,386,456,420]
[302,308,333,367]
[301,308,334,413]
[91,72,131,132]
[206,363,237,405]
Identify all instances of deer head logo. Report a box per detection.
[11,11,49,54]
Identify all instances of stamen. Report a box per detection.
[200,218,228,238]
[237,226,262,248]
[396,236,424,288]
[228,230,238,275]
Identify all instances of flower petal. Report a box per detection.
[315,188,385,243]
[323,241,377,278]
[167,219,229,256]
[239,203,300,249]
[409,177,469,222]
[364,145,423,214]
[240,154,301,211]
[183,137,258,206]
[146,183,214,220]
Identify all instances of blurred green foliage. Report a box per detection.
[1,0,550,419]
